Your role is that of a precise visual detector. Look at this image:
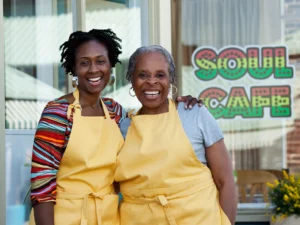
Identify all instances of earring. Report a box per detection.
[108,74,115,85]
[72,76,78,88]
[169,85,178,95]
[129,87,136,97]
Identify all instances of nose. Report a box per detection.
[147,77,158,85]
[89,62,98,73]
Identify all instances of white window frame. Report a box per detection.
[0,0,6,223]
[148,0,172,52]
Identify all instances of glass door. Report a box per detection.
[3,0,72,224]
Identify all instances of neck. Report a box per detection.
[78,89,102,109]
[140,99,169,115]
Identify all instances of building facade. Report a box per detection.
[0,0,299,224]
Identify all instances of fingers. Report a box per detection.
[176,96,191,109]
[198,98,204,107]
[184,95,193,109]
[188,98,198,109]
[177,96,204,109]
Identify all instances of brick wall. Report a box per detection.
[287,119,300,173]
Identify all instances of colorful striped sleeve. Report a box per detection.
[102,98,127,126]
[30,98,70,205]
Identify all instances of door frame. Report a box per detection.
[0,0,6,223]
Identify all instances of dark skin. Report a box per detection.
[206,139,237,225]
[33,41,202,225]
[33,40,111,225]
[131,52,237,224]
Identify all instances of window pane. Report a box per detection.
[173,0,300,207]
[4,0,71,223]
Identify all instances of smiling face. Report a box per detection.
[74,40,111,95]
[132,52,171,114]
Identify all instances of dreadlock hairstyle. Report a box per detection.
[60,29,122,75]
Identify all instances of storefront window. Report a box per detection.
[85,0,149,110]
[4,0,72,224]
[173,0,300,212]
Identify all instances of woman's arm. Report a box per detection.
[33,203,54,225]
[31,100,68,225]
[206,139,237,225]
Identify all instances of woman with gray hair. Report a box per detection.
[115,45,237,225]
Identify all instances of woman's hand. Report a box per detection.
[176,96,204,109]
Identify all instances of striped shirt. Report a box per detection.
[30,97,126,205]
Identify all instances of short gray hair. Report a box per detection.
[126,45,176,84]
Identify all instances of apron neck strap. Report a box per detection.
[73,88,80,102]
[133,98,175,118]
[72,88,110,119]
[168,99,176,112]
[100,99,110,119]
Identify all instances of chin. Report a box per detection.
[141,100,164,109]
[90,83,108,94]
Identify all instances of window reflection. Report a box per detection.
[173,0,300,205]
[4,1,72,224]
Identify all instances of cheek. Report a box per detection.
[132,79,143,91]
[162,82,170,94]
[74,65,86,76]
[102,66,112,78]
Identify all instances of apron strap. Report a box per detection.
[122,195,177,225]
[80,192,105,225]
[132,99,176,118]
[121,179,215,225]
[99,99,111,119]
[67,88,110,119]
[157,195,178,225]
[57,185,114,225]
[67,88,81,119]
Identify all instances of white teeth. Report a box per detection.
[88,77,102,82]
[144,91,159,95]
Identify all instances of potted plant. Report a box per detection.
[267,170,300,225]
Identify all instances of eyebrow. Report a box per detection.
[78,55,106,60]
[137,69,167,73]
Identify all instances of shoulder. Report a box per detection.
[177,102,223,144]
[102,97,126,125]
[40,98,70,124]
[35,98,70,145]
[177,102,215,119]
[102,97,122,109]
[177,102,211,120]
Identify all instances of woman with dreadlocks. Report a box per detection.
[29,29,125,225]
[29,29,201,225]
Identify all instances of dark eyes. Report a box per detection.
[138,73,147,78]
[97,60,105,64]
[157,73,166,78]
[80,61,89,66]
[137,73,166,79]
[79,60,105,66]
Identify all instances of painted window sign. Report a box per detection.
[192,46,295,119]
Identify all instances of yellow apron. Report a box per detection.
[30,88,124,225]
[115,99,230,225]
